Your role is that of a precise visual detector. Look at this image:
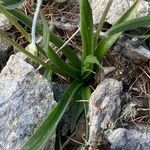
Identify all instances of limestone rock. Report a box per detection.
[90,0,149,24]
[0,53,56,150]
[88,78,123,149]
[0,37,11,62]
[0,13,12,62]
[0,13,12,31]
[113,36,150,62]
[108,127,150,150]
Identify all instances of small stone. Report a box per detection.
[0,13,12,31]
[113,36,150,63]
[0,37,11,62]
[0,53,56,150]
[88,78,123,149]
[108,127,150,150]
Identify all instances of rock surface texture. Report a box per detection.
[0,38,11,62]
[90,0,149,24]
[0,13,12,31]
[0,53,56,150]
[113,36,150,63]
[0,13,12,62]
[88,78,123,150]
[108,127,150,150]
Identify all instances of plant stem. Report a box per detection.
[31,0,42,45]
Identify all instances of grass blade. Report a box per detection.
[40,11,81,79]
[23,81,83,150]
[40,11,50,52]
[80,0,94,60]
[8,8,81,70]
[107,16,150,36]
[0,0,25,9]
[0,4,31,42]
[47,46,81,79]
[95,0,140,61]
[0,29,66,76]
[81,86,91,142]
[94,0,114,46]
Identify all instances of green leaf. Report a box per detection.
[70,100,84,132]
[124,33,150,39]
[80,0,94,60]
[40,11,50,52]
[84,55,100,67]
[0,28,61,74]
[0,4,31,42]
[95,0,140,61]
[8,8,81,70]
[23,81,83,150]
[81,86,91,143]
[94,0,114,46]
[40,12,81,79]
[46,46,81,79]
[107,16,150,36]
[70,85,91,133]
[43,69,52,82]
[0,0,25,9]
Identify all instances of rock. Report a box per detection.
[113,36,150,63]
[0,53,56,150]
[88,78,123,150]
[90,0,149,24]
[52,82,67,102]
[108,127,150,150]
[0,13,12,31]
[0,37,11,62]
[0,13,12,63]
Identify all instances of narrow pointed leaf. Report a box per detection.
[40,11,50,52]
[94,0,114,45]
[81,86,91,142]
[0,29,61,74]
[8,8,81,70]
[84,55,100,67]
[107,16,150,36]
[80,0,94,60]
[95,0,140,61]
[0,0,25,9]
[40,12,81,79]
[0,4,31,42]
[47,46,81,79]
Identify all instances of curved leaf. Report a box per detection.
[80,0,94,60]
[107,16,150,36]
[0,0,25,9]
[8,8,82,70]
[95,0,140,61]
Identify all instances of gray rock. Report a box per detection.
[88,78,123,149]
[0,37,11,62]
[52,82,67,102]
[90,0,149,24]
[0,53,56,150]
[108,127,150,150]
[113,36,150,62]
[0,13,12,31]
[0,13,12,63]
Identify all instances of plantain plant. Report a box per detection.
[0,0,149,149]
